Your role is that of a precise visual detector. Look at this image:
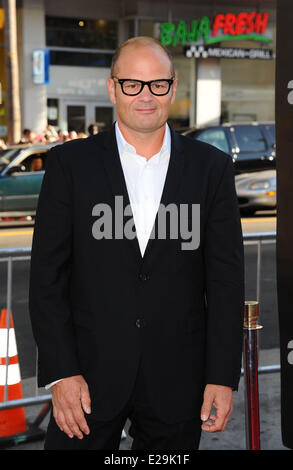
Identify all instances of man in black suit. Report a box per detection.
[29,36,244,450]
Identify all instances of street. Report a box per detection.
[0,212,278,380]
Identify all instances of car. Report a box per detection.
[0,143,57,218]
[235,169,276,216]
[182,122,276,174]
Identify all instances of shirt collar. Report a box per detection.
[115,121,170,165]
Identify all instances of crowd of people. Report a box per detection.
[0,122,99,149]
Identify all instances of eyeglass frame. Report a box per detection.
[111,76,175,96]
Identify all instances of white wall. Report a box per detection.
[196,58,221,127]
[47,66,110,99]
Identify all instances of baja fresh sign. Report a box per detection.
[160,11,271,47]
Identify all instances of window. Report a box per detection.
[233,125,266,152]
[0,149,21,172]
[47,99,59,126]
[94,107,113,131]
[67,106,86,133]
[19,152,48,172]
[46,17,117,50]
[263,124,276,145]
[195,128,229,153]
[221,57,275,123]
[49,50,113,68]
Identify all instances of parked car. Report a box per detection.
[235,169,276,216]
[0,143,56,217]
[182,122,276,174]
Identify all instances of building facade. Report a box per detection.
[0,0,276,139]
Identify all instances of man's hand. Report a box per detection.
[51,375,91,439]
[200,384,233,433]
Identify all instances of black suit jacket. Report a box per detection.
[29,124,244,423]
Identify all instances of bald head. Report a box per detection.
[111,36,175,78]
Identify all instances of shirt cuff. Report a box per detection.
[45,378,64,390]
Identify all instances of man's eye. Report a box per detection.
[126,83,139,88]
[153,82,168,90]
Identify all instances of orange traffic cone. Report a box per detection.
[0,308,27,437]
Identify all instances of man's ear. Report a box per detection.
[107,77,116,104]
[171,77,178,105]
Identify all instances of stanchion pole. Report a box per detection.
[243,301,263,450]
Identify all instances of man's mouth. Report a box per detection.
[135,107,157,113]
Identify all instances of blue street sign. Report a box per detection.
[33,49,50,85]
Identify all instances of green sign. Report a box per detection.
[160,12,271,47]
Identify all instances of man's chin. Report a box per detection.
[131,117,166,133]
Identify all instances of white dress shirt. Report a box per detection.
[45,121,171,389]
[115,121,171,256]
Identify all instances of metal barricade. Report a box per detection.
[0,246,51,446]
[242,231,279,378]
[243,231,277,304]
[242,232,278,450]
[0,232,280,449]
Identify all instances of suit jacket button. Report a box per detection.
[135,318,146,328]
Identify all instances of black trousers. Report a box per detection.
[44,361,202,451]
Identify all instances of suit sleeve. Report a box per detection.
[204,154,245,391]
[29,146,81,387]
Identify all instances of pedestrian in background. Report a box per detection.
[0,138,7,149]
[19,128,35,144]
[88,123,99,136]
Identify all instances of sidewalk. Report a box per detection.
[3,348,289,451]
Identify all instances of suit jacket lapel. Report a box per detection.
[142,126,185,263]
[101,125,142,263]
[159,126,185,207]
[100,123,185,265]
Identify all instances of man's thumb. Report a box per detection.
[80,384,91,414]
[201,393,213,422]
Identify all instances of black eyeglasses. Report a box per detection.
[112,77,175,96]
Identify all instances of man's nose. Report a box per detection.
[139,83,154,99]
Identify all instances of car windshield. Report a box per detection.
[0,148,22,172]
